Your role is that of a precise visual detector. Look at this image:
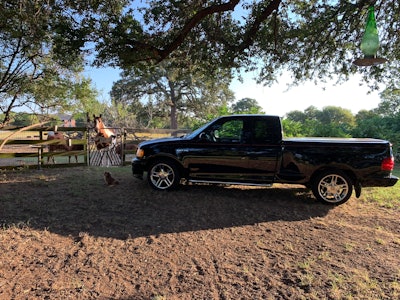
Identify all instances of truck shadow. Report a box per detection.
[1,169,334,240]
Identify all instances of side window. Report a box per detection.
[215,119,243,143]
[253,119,280,144]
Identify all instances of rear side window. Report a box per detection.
[253,118,281,144]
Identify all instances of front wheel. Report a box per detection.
[147,160,181,191]
[312,170,353,205]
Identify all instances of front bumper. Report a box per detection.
[132,158,146,179]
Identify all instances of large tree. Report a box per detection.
[110,61,234,129]
[91,0,399,88]
[0,0,98,127]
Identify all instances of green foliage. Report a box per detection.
[284,106,355,137]
[281,119,304,137]
[377,86,400,117]
[6,1,379,90]
[352,110,386,138]
[110,59,234,129]
[215,119,244,141]
[352,110,400,156]
[86,1,400,90]
[9,113,39,127]
[284,98,400,160]
[0,0,98,127]
[100,99,140,128]
[231,98,264,114]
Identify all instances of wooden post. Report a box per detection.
[121,129,126,166]
[38,146,43,169]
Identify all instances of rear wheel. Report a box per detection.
[147,160,180,191]
[312,170,353,205]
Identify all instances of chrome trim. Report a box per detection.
[188,179,272,187]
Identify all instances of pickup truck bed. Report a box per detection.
[280,137,396,184]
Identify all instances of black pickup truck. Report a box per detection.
[132,115,398,205]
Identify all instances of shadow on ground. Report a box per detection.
[0,167,333,239]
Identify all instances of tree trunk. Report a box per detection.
[170,103,177,129]
[169,81,178,129]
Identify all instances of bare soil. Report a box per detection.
[0,167,399,300]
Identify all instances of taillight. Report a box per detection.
[381,157,394,171]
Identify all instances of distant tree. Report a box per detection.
[285,106,355,137]
[352,110,386,138]
[304,106,320,121]
[9,113,39,127]
[352,108,400,155]
[314,106,355,137]
[285,110,307,123]
[99,100,141,128]
[231,98,264,114]
[376,86,400,117]
[281,118,303,137]
[110,60,234,129]
[285,106,319,136]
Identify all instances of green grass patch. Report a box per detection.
[361,166,400,209]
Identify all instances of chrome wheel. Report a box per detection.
[312,171,353,205]
[148,161,180,190]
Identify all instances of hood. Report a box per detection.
[138,136,186,147]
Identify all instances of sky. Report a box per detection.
[84,66,382,118]
[231,72,382,117]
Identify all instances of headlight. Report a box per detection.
[136,148,145,159]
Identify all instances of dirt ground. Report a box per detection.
[0,166,399,300]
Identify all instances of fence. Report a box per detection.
[0,126,190,169]
[87,127,190,167]
[0,126,88,169]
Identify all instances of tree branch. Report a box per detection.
[122,0,240,63]
[236,0,282,53]
[159,0,241,61]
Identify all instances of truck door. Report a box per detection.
[183,117,250,182]
[247,117,282,183]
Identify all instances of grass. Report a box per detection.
[360,166,400,208]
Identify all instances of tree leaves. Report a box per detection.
[89,1,399,88]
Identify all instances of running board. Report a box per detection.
[187,179,272,187]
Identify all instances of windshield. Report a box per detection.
[184,120,214,139]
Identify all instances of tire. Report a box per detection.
[312,170,353,205]
[147,160,181,191]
